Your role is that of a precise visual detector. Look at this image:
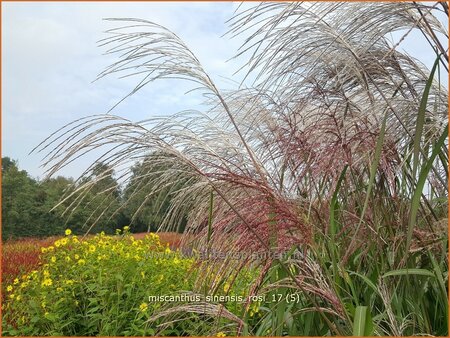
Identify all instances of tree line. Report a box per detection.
[2,155,186,240]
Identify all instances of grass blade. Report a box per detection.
[353,306,373,336]
[405,124,448,257]
[412,56,440,177]
[382,268,435,278]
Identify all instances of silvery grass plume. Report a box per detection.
[33,2,448,335]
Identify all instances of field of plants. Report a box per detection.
[1,232,182,283]
[2,229,256,335]
[2,2,449,337]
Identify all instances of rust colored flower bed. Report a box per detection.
[2,237,57,283]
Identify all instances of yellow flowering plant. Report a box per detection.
[2,227,257,336]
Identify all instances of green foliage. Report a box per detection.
[352,306,373,336]
[122,152,192,233]
[2,230,190,335]
[1,157,59,239]
[2,229,257,336]
[2,157,187,239]
[2,158,118,239]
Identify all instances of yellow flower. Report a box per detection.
[41,278,53,287]
[115,229,121,235]
[78,259,86,265]
[251,301,261,312]
[41,247,48,253]
[13,278,19,285]
[139,302,148,312]
[54,240,61,247]
[89,245,96,253]
[123,226,130,231]
[216,332,226,337]
[72,236,79,243]
[74,254,80,260]
[47,246,54,252]
[43,270,50,277]
[65,256,71,262]
[16,295,21,301]
[51,256,57,263]
[65,280,74,285]
[60,238,68,246]
[57,287,63,292]
[65,229,72,236]
[165,247,171,254]
[223,282,230,293]
[9,294,15,300]
[6,285,13,292]
[173,257,180,265]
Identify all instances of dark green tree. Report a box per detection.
[2,157,39,239]
[122,153,191,233]
[2,158,125,239]
[62,162,123,235]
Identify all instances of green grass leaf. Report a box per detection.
[382,268,435,278]
[412,57,440,177]
[352,306,374,336]
[406,124,448,256]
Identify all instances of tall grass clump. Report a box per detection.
[34,2,448,336]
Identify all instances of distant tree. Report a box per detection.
[2,157,16,172]
[36,176,74,236]
[1,158,125,239]
[2,158,39,239]
[122,152,191,233]
[2,155,189,239]
[60,162,123,234]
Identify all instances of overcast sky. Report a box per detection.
[2,2,448,180]
[3,2,248,179]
